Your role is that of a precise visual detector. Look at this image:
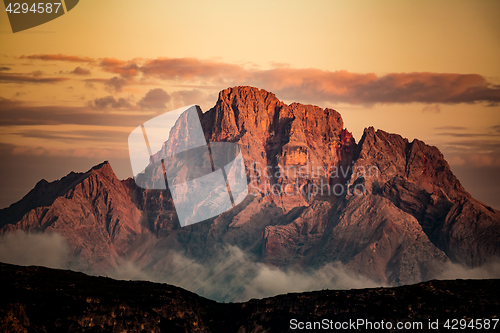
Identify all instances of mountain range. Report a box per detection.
[0,86,499,301]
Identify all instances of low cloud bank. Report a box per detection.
[0,230,70,269]
[1,231,499,303]
[435,260,500,280]
[107,245,382,302]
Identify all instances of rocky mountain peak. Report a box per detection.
[1,87,499,292]
[89,160,116,179]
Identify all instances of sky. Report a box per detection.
[0,0,499,209]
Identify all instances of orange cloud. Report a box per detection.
[70,67,91,76]
[21,54,95,63]
[139,57,247,83]
[19,54,500,105]
[137,58,500,105]
[99,58,140,78]
[0,72,69,84]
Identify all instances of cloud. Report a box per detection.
[434,126,467,131]
[0,103,148,127]
[171,89,217,110]
[70,67,91,76]
[88,95,133,110]
[139,57,246,83]
[9,145,128,159]
[435,260,500,280]
[31,70,43,77]
[84,77,142,93]
[447,155,466,166]
[137,88,171,109]
[444,151,500,168]
[19,54,500,105]
[21,54,95,63]
[14,128,129,144]
[443,139,500,153]
[2,229,499,303]
[437,132,500,138]
[0,72,69,84]
[137,58,500,105]
[99,58,140,78]
[422,104,441,113]
[490,125,500,133]
[0,97,23,109]
[0,67,11,71]
[105,76,128,92]
[0,231,70,269]
[107,245,382,302]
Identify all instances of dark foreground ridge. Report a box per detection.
[1,263,499,332]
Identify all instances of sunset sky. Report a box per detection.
[0,0,499,209]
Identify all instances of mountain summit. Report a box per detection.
[1,86,499,300]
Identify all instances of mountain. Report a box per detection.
[1,263,499,332]
[0,86,499,300]
[0,161,149,274]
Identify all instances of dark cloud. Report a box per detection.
[88,95,133,110]
[0,97,23,109]
[14,129,127,144]
[83,77,133,92]
[31,70,43,77]
[0,103,149,127]
[422,104,441,113]
[84,78,108,83]
[490,125,500,133]
[105,76,128,92]
[434,126,467,131]
[0,72,68,84]
[70,67,91,76]
[138,88,171,109]
[0,67,11,71]
[437,132,500,138]
[21,54,95,63]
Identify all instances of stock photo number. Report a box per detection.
[3,0,79,32]
[6,2,62,13]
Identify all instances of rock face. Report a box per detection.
[0,162,148,274]
[1,86,499,292]
[1,263,499,333]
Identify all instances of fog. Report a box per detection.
[107,245,383,302]
[1,231,499,303]
[435,260,500,280]
[0,230,70,269]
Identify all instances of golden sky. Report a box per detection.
[0,0,499,208]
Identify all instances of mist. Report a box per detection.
[2,231,499,303]
[435,260,500,280]
[0,230,70,269]
[106,245,383,302]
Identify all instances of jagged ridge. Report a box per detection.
[0,86,499,291]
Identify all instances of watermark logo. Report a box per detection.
[128,105,249,227]
[248,161,379,199]
[3,0,79,33]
